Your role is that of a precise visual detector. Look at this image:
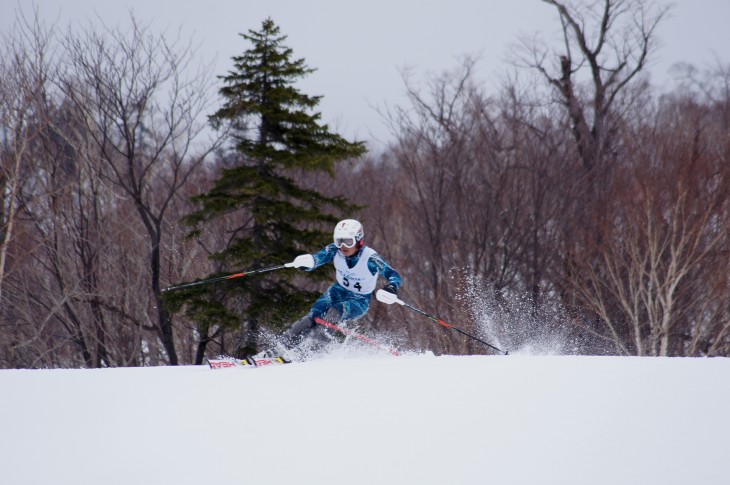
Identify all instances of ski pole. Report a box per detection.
[161,256,312,293]
[376,290,508,355]
[313,317,401,357]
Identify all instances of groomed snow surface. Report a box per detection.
[2,350,729,485]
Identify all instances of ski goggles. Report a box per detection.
[335,237,357,249]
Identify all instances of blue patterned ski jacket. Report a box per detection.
[306,244,402,322]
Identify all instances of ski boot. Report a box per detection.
[250,345,292,364]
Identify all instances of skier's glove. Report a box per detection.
[383,283,398,295]
[291,254,315,269]
[376,288,399,305]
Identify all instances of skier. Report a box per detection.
[255,219,402,360]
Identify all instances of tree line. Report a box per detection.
[1,1,728,368]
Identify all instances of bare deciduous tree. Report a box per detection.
[59,16,223,364]
[0,9,57,305]
[519,0,669,174]
[565,91,730,355]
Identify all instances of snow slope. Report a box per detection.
[1,353,728,485]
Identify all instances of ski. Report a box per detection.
[205,355,291,369]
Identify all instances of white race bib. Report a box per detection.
[334,247,377,294]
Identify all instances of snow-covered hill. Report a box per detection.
[1,353,728,485]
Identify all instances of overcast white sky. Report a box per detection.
[3,1,729,146]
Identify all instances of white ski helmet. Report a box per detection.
[333,219,364,250]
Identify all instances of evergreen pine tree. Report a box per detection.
[174,18,365,357]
